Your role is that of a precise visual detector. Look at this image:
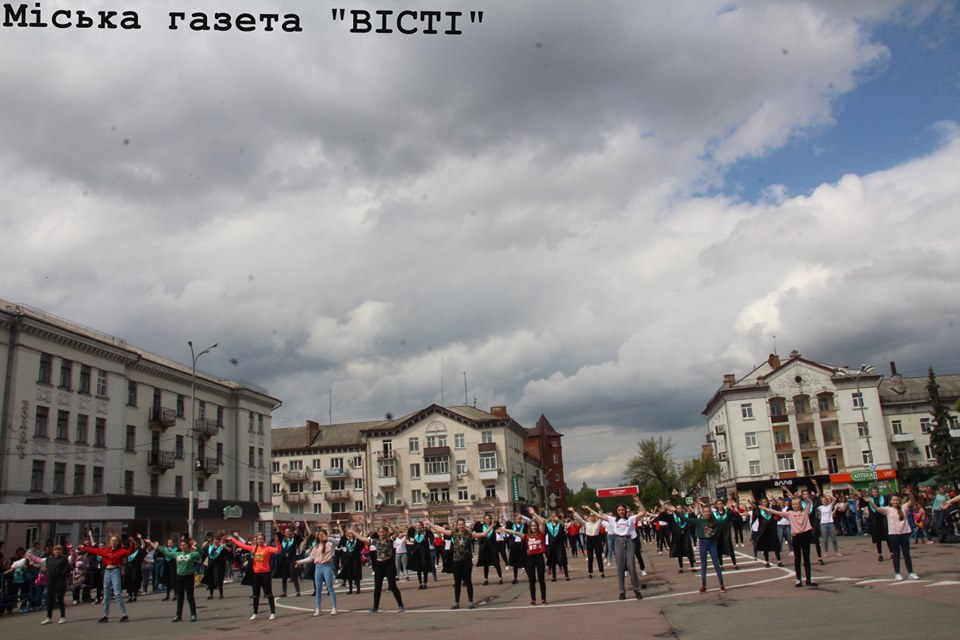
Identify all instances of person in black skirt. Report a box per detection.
[750,497,784,568]
[542,510,569,581]
[336,529,364,594]
[201,533,230,600]
[505,512,528,584]
[666,503,696,573]
[405,519,434,590]
[862,487,890,561]
[474,512,504,585]
[275,526,302,597]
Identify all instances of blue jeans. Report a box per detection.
[313,563,337,611]
[888,534,913,575]
[698,538,723,588]
[777,525,793,552]
[102,567,126,618]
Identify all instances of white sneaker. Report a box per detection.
[313,608,320,617]
[268,613,276,620]
[58,619,65,624]
[249,614,258,621]
[895,574,904,581]
[641,570,647,576]
[41,618,52,625]
[908,573,919,580]
[330,608,338,616]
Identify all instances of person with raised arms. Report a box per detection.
[225,531,281,620]
[422,512,490,609]
[498,510,548,605]
[355,524,406,613]
[582,498,645,601]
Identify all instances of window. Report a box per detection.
[289,459,303,471]
[426,434,447,448]
[176,394,185,417]
[485,485,497,499]
[216,480,223,500]
[479,451,497,471]
[354,478,364,490]
[554,473,560,482]
[802,457,815,476]
[818,395,832,412]
[216,406,224,427]
[174,475,183,497]
[770,402,783,417]
[352,455,363,468]
[59,359,73,389]
[892,420,903,435]
[198,400,206,420]
[379,461,396,478]
[456,459,467,476]
[457,486,469,501]
[823,428,835,443]
[312,480,323,492]
[924,445,935,460]
[31,460,45,492]
[125,425,136,452]
[354,501,364,512]
[96,370,108,397]
[428,487,450,503]
[454,433,465,449]
[258,482,264,502]
[794,397,809,414]
[74,464,85,495]
[852,392,864,409]
[248,447,255,468]
[384,490,396,506]
[862,450,874,465]
[741,403,754,420]
[748,460,761,476]
[331,502,347,514]
[745,432,758,448]
[411,489,423,504]
[774,429,789,444]
[175,435,184,459]
[896,448,908,465]
[258,449,265,469]
[53,462,66,494]
[776,453,795,472]
[248,412,255,432]
[249,481,255,501]
[827,455,839,474]
[550,441,558,447]
[481,430,493,444]
[150,474,159,497]
[56,410,69,440]
[257,414,264,434]
[93,467,104,494]
[329,479,345,492]
[94,418,106,447]
[270,461,280,473]
[79,365,91,394]
[35,406,49,438]
[410,463,421,479]
[425,456,449,475]
[38,353,52,383]
[330,457,344,470]
[312,459,323,470]
[857,422,870,437]
[920,418,933,434]
[127,381,137,406]
[799,430,811,444]
[312,504,323,514]
[289,481,304,493]
[216,443,224,464]
[124,470,134,495]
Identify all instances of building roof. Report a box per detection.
[527,414,562,438]
[272,420,382,452]
[879,373,960,406]
[359,403,513,436]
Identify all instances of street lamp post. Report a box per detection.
[187,340,217,540]
[839,364,877,487]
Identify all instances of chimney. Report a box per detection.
[789,350,801,359]
[890,361,898,376]
[768,353,781,369]
[490,406,508,418]
[889,361,906,394]
[723,374,736,387]
[306,420,320,446]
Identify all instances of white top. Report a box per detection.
[605,515,637,538]
[393,537,406,553]
[817,505,834,525]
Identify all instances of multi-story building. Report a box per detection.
[879,361,960,483]
[0,301,280,547]
[703,351,895,499]
[524,414,567,510]
[271,404,546,526]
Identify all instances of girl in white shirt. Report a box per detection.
[817,495,841,557]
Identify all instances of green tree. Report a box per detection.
[623,437,680,505]
[928,368,960,483]
[678,450,725,498]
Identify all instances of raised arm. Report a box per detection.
[526,506,547,525]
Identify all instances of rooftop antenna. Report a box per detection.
[329,389,332,425]
[440,356,444,407]
[463,371,468,405]
[772,334,778,356]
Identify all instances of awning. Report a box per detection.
[0,503,135,522]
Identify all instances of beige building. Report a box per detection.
[0,301,280,546]
[271,404,543,527]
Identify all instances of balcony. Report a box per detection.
[195,457,219,476]
[799,440,818,451]
[424,471,452,484]
[283,491,310,504]
[770,414,789,424]
[377,450,397,461]
[478,467,501,482]
[890,432,915,443]
[774,441,793,453]
[823,439,842,448]
[323,467,348,479]
[819,409,837,419]
[149,407,177,430]
[193,418,219,438]
[324,490,349,502]
[377,475,398,488]
[478,442,498,453]
[424,446,451,458]
[147,450,176,471]
[282,469,311,482]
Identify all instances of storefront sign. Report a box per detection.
[511,475,520,501]
[222,505,243,519]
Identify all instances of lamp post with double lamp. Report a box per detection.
[187,340,217,540]
[838,364,877,488]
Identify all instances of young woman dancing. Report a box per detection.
[499,513,548,605]
[543,510,570,582]
[569,507,605,578]
[79,530,138,623]
[583,501,643,600]
[295,528,338,616]
[663,499,730,594]
[861,490,919,581]
[150,537,200,622]
[758,497,817,588]
[355,525,405,613]
[474,513,504,585]
[201,533,229,600]
[505,512,529,584]
[665,503,696,573]
[750,497,783,568]
[423,514,489,609]
[405,519,434,590]
[863,487,890,561]
[226,531,281,620]
[336,529,364,595]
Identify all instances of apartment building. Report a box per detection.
[703,351,895,498]
[271,404,546,526]
[0,301,280,546]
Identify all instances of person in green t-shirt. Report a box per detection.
[149,537,200,622]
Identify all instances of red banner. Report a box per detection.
[597,485,639,498]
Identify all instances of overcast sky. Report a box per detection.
[2,0,959,489]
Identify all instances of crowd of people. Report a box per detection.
[1,483,958,624]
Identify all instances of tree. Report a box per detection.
[623,437,680,505]
[927,368,960,484]
[678,450,725,498]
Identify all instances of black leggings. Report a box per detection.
[174,574,197,617]
[46,578,67,618]
[250,572,275,614]
[586,536,604,575]
[526,554,546,601]
[792,531,812,582]
[451,558,474,604]
[372,562,404,610]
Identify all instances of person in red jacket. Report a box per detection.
[79,530,138,623]
[226,532,281,620]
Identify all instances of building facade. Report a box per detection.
[0,301,280,546]
[271,404,547,526]
[524,414,567,511]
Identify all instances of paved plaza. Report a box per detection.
[4,536,959,639]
